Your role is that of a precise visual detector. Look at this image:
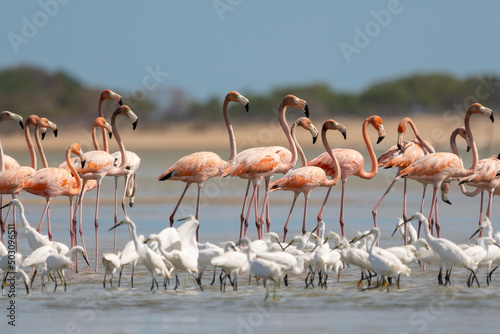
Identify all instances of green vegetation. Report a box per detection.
[1,65,499,125]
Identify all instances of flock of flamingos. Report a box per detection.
[1,89,500,299]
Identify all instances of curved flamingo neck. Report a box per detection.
[322,127,341,186]
[34,123,48,168]
[357,119,378,180]
[223,97,237,162]
[98,96,110,153]
[111,112,127,171]
[66,148,82,195]
[25,119,37,170]
[464,112,479,174]
[406,118,435,153]
[92,123,101,151]
[278,103,297,170]
[291,123,307,167]
[459,184,481,197]
[449,128,466,156]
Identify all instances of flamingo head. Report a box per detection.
[295,117,319,144]
[114,105,138,130]
[1,111,24,129]
[226,91,249,112]
[282,95,309,117]
[69,143,86,169]
[396,117,411,150]
[368,115,385,144]
[94,117,113,139]
[101,89,123,106]
[322,119,347,140]
[38,118,58,139]
[468,103,494,122]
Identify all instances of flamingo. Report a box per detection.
[458,154,500,230]
[158,91,249,240]
[59,117,112,248]
[372,117,436,241]
[96,89,140,249]
[397,103,494,237]
[221,95,310,240]
[21,143,87,242]
[0,111,24,236]
[308,115,385,237]
[72,105,138,271]
[0,115,56,243]
[269,119,346,242]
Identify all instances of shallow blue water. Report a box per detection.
[2,149,500,333]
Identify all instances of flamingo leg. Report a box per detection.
[239,180,251,238]
[69,197,76,248]
[46,199,53,241]
[317,187,332,223]
[113,176,119,253]
[478,190,485,237]
[170,183,191,227]
[122,175,134,241]
[339,179,346,237]
[243,180,260,240]
[94,180,102,272]
[259,177,272,236]
[372,177,398,228]
[427,184,439,237]
[283,192,299,242]
[255,183,261,239]
[403,178,408,245]
[195,183,202,241]
[36,199,52,240]
[0,195,3,243]
[302,192,310,236]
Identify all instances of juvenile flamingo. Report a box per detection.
[72,105,138,271]
[397,103,494,237]
[269,119,346,241]
[158,91,249,240]
[221,95,310,240]
[308,115,385,237]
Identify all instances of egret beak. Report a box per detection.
[470,227,484,240]
[108,221,124,231]
[276,238,285,251]
[82,252,91,267]
[144,238,151,244]
[0,202,12,210]
[283,239,294,250]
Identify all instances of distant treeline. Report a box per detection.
[1,65,500,126]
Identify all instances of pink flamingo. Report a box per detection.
[21,143,87,243]
[0,111,24,237]
[59,117,112,248]
[221,95,311,239]
[397,103,494,237]
[98,89,123,153]
[372,117,435,243]
[0,116,55,242]
[307,115,385,237]
[72,105,137,271]
[269,119,346,241]
[157,91,249,240]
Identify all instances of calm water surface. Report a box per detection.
[3,150,500,333]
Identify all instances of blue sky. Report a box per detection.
[1,1,500,100]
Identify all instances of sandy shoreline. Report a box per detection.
[1,114,497,153]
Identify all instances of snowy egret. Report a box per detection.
[408,213,479,287]
[43,246,90,292]
[102,252,121,288]
[109,216,171,290]
[117,234,144,287]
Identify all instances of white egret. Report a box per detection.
[210,243,248,291]
[109,216,171,290]
[334,238,374,289]
[117,234,144,287]
[102,252,121,288]
[408,213,479,287]
[239,237,282,301]
[22,245,56,286]
[43,245,90,292]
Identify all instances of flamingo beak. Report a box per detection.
[341,129,347,140]
[118,97,123,106]
[377,135,385,144]
[53,128,58,138]
[245,102,249,112]
[42,131,46,140]
[490,113,495,123]
[132,120,138,130]
[19,121,24,130]
[304,104,309,118]
[109,132,113,139]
